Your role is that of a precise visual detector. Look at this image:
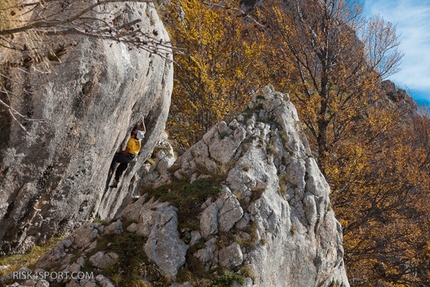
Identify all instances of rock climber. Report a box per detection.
[109,118,146,188]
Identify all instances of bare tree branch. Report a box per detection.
[0,0,155,35]
[0,98,44,135]
[0,0,174,133]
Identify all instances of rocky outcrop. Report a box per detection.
[380,80,417,115]
[123,197,188,279]
[0,2,173,254]
[170,86,349,287]
[2,87,350,287]
[140,131,176,189]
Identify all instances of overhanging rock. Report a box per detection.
[0,2,173,254]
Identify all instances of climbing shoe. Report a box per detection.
[110,180,118,188]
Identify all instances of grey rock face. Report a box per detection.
[95,275,115,287]
[173,86,350,287]
[195,238,217,270]
[120,197,188,279]
[89,252,119,269]
[1,87,349,287]
[200,201,219,238]
[35,222,104,270]
[199,187,243,239]
[28,198,187,285]
[0,2,173,254]
[218,242,243,268]
[140,131,176,189]
[217,187,244,232]
[104,220,123,235]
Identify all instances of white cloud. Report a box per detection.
[363,0,430,101]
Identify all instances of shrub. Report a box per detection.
[144,178,222,230]
[103,232,169,286]
[207,272,245,287]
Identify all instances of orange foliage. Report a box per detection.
[260,1,430,285]
[164,0,268,151]
[165,0,430,285]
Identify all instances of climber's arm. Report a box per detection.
[142,118,146,134]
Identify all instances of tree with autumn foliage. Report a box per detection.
[324,95,430,286]
[165,4,429,284]
[262,0,402,170]
[255,0,430,286]
[164,0,268,151]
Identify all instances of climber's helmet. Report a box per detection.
[136,130,145,140]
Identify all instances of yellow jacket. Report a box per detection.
[126,137,141,155]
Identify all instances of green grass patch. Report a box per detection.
[143,178,222,230]
[0,236,64,278]
[176,239,209,284]
[207,272,245,287]
[109,232,148,275]
[97,232,169,286]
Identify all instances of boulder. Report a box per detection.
[89,252,119,269]
[121,199,188,279]
[218,242,243,268]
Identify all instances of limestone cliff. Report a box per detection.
[1,87,350,287]
[0,2,173,254]
[170,86,350,287]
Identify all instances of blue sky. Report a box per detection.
[363,0,430,104]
